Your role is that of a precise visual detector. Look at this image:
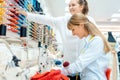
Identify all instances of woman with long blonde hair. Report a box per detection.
[61,13,111,80]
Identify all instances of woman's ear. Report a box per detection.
[79,5,84,11]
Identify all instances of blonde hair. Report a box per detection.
[67,13,111,53]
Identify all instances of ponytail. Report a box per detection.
[78,0,89,15]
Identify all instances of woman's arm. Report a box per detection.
[66,37,105,74]
[16,9,66,29]
[26,12,57,27]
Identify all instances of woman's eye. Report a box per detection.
[72,29,74,32]
[72,4,75,6]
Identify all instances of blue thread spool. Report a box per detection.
[54,60,62,66]
[0,24,7,36]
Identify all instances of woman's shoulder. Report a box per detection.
[86,15,96,25]
[64,14,72,21]
[93,36,103,44]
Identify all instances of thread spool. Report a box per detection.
[20,26,27,37]
[54,60,62,66]
[108,31,116,42]
[0,0,4,3]
[38,41,41,48]
[0,24,7,36]
[63,61,69,67]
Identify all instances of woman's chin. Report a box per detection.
[78,36,82,39]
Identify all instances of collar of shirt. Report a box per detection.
[84,34,92,44]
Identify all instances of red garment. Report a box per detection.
[105,68,111,80]
[31,69,69,80]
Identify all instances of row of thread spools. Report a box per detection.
[0,0,57,56]
[0,0,44,39]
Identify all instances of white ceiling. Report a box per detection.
[88,0,120,22]
[44,0,120,23]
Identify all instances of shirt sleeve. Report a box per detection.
[26,12,66,29]
[67,37,104,74]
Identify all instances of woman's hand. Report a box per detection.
[60,67,69,76]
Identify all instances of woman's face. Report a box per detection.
[69,0,83,15]
[71,24,85,39]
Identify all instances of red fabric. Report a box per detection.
[31,72,49,80]
[31,69,69,80]
[105,68,111,80]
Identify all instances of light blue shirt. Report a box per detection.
[62,35,109,80]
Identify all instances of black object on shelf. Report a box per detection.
[38,41,41,48]
[12,55,21,67]
[108,31,116,42]
[117,51,120,62]
[67,75,81,80]
[0,24,7,36]
[20,26,27,37]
